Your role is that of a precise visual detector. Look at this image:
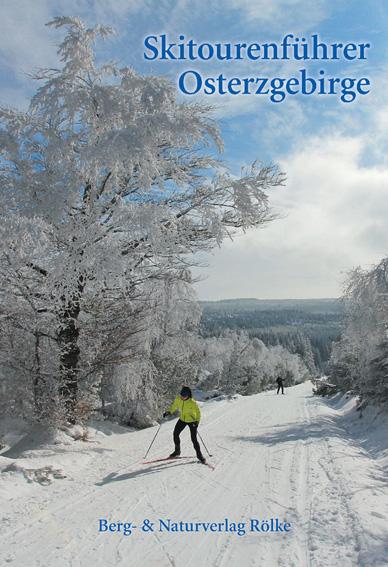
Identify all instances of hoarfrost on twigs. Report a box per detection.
[0,17,284,425]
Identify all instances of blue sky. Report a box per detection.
[1,0,388,299]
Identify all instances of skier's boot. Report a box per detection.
[198,455,206,464]
[169,448,181,458]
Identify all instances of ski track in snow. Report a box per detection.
[1,382,388,567]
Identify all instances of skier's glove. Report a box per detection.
[192,421,199,427]
[163,411,170,418]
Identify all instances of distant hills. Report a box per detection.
[200,298,342,313]
[199,298,344,371]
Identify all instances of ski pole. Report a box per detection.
[143,422,162,459]
[197,430,212,457]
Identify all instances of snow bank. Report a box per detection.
[328,393,388,472]
[0,417,32,454]
[194,389,242,402]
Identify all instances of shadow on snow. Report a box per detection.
[95,459,197,485]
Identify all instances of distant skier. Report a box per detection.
[163,386,206,464]
[276,377,285,395]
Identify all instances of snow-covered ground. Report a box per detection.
[1,382,388,567]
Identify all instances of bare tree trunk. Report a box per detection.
[33,331,46,420]
[58,299,81,424]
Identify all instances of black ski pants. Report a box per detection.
[173,419,203,459]
[277,383,284,394]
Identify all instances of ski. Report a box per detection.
[142,456,215,469]
[142,456,192,465]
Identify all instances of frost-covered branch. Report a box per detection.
[0,17,285,425]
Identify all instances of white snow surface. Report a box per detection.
[1,382,388,567]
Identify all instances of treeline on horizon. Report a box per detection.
[200,298,343,372]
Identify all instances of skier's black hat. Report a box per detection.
[180,386,192,398]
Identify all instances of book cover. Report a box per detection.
[0,2,387,566]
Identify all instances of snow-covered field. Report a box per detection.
[1,382,388,567]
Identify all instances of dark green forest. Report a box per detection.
[200,298,344,372]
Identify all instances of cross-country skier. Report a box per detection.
[276,376,285,395]
[163,386,206,464]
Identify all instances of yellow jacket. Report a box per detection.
[168,396,201,423]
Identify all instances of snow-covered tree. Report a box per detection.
[150,275,203,400]
[103,275,203,427]
[198,330,310,395]
[294,331,317,376]
[329,259,388,404]
[0,17,285,424]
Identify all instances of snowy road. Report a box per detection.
[1,382,388,567]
